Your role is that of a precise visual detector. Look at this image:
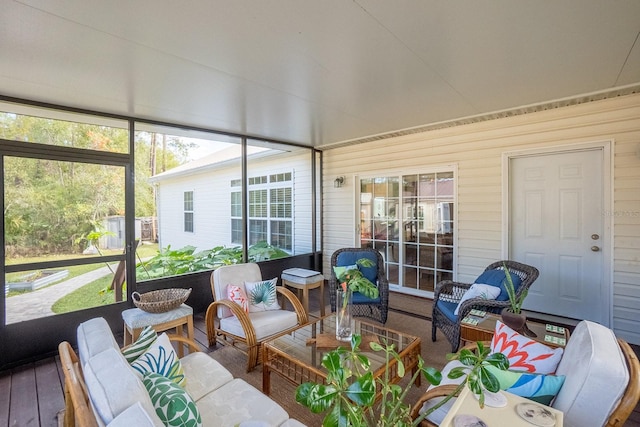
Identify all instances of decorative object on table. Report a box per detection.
[336,285,354,341]
[500,262,534,335]
[431,260,539,352]
[515,402,557,426]
[472,388,507,408]
[296,336,509,426]
[132,288,192,313]
[453,414,488,427]
[330,247,389,324]
[332,257,379,341]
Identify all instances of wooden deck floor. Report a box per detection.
[1,308,639,426]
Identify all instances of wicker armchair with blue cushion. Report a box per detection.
[329,247,389,324]
[431,260,539,352]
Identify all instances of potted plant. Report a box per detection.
[295,335,508,426]
[500,262,529,333]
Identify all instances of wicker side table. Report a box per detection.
[122,303,194,357]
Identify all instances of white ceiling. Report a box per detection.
[2,0,640,148]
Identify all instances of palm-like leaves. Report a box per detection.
[247,280,277,307]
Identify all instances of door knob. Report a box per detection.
[591,246,600,252]
[591,234,600,240]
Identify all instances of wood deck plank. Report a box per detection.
[9,363,39,427]
[34,358,64,427]
[0,370,11,427]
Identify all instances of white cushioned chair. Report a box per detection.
[410,319,640,427]
[205,262,308,372]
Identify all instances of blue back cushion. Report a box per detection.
[335,251,378,284]
[474,269,522,301]
[336,251,380,304]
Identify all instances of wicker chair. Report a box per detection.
[205,263,308,372]
[329,247,389,324]
[431,260,539,352]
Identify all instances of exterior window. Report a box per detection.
[230,172,293,251]
[249,219,268,244]
[230,192,242,244]
[184,191,194,232]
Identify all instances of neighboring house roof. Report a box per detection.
[149,145,268,183]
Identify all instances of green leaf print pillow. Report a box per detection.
[143,372,201,427]
[245,278,281,312]
[131,333,186,387]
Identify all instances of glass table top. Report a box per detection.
[264,314,420,372]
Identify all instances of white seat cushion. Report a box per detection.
[553,320,629,427]
[196,379,290,427]
[83,347,156,425]
[181,352,234,401]
[219,310,298,340]
[77,317,119,367]
[106,402,163,427]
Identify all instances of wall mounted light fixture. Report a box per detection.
[334,176,345,188]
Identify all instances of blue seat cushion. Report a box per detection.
[436,300,458,322]
[335,251,378,285]
[353,291,381,304]
[474,269,522,301]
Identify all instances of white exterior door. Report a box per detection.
[509,148,608,324]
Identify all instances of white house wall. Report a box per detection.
[322,93,640,345]
[155,150,313,255]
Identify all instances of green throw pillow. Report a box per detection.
[143,372,202,427]
[333,264,358,281]
[485,365,565,405]
[122,325,157,363]
[131,333,186,387]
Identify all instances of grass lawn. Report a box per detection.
[51,275,117,314]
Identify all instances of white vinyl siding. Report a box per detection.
[323,93,640,345]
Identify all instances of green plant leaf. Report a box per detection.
[479,366,501,393]
[356,258,375,268]
[447,366,468,379]
[421,366,442,386]
[369,341,383,352]
[295,383,337,413]
[345,372,375,406]
[485,352,510,370]
[457,348,479,366]
[396,358,405,377]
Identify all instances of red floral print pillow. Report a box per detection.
[226,284,249,313]
[490,320,564,374]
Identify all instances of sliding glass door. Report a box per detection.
[359,171,455,295]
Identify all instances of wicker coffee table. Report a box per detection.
[262,314,421,395]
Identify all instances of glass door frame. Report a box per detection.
[356,166,457,297]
